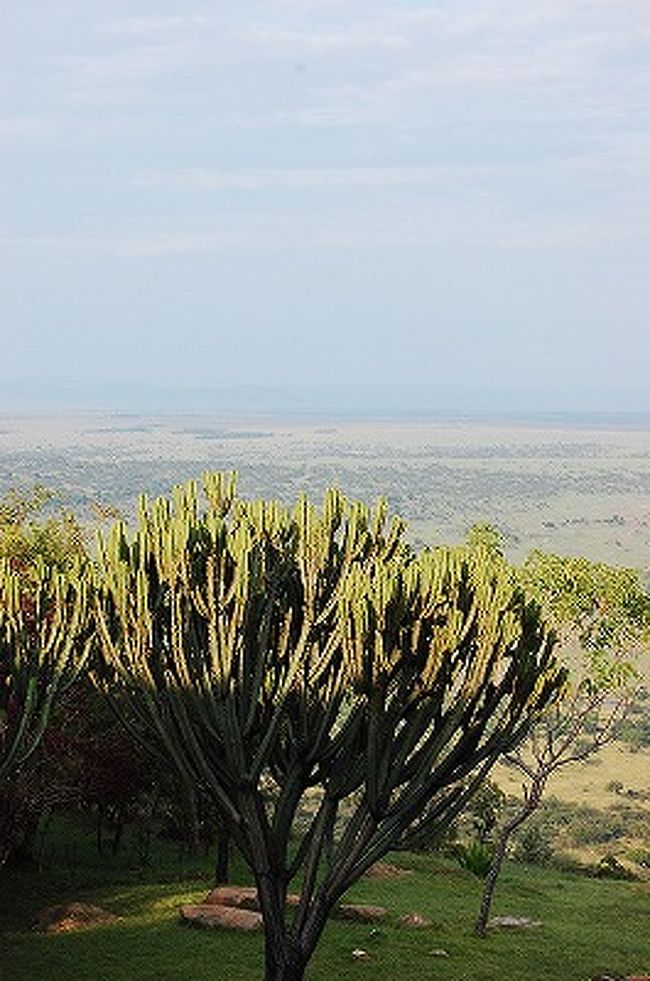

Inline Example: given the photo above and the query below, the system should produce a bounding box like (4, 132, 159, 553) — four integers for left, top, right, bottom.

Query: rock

(202, 885, 260, 910)
(398, 912, 432, 928)
(202, 885, 301, 910)
(488, 916, 542, 929)
(336, 904, 387, 923)
(430, 949, 450, 957)
(180, 904, 263, 932)
(32, 902, 121, 933)
(364, 862, 412, 879)
(627, 976, 650, 981)
(351, 948, 370, 960)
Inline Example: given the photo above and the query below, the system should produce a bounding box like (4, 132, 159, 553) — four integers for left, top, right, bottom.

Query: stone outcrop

(335, 903, 387, 923)
(398, 912, 432, 928)
(201, 885, 301, 910)
(202, 885, 260, 910)
(488, 915, 542, 929)
(179, 903, 263, 932)
(364, 862, 412, 879)
(181, 884, 388, 931)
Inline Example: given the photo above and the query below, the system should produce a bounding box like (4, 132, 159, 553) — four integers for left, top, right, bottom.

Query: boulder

(398, 912, 432, 929)
(351, 949, 370, 960)
(32, 902, 121, 934)
(488, 916, 542, 929)
(364, 862, 412, 879)
(336, 904, 387, 923)
(180, 903, 263, 932)
(202, 885, 260, 910)
(191, 887, 387, 929)
(202, 885, 301, 910)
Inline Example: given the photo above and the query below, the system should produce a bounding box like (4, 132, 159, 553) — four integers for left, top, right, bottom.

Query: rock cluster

(179, 885, 388, 931)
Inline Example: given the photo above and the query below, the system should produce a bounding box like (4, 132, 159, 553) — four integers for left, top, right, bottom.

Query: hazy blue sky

(1, 1, 648, 415)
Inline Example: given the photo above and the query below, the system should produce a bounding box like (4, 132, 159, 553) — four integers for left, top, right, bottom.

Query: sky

(1, 0, 649, 416)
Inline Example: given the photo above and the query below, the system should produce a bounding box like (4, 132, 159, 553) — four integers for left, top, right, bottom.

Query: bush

(513, 824, 554, 865)
(595, 853, 638, 881)
(453, 840, 494, 878)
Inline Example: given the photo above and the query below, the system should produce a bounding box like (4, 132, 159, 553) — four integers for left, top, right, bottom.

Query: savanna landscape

(4, 0, 649, 977)
(1, 412, 648, 981)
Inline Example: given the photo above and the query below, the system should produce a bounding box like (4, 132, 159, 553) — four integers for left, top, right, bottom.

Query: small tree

(95, 475, 564, 981)
(474, 550, 650, 936)
(0, 560, 92, 785)
(0, 485, 85, 575)
(0, 488, 93, 864)
(0, 557, 93, 865)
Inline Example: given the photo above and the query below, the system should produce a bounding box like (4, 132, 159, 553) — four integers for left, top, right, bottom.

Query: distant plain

(0, 412, 648, 573)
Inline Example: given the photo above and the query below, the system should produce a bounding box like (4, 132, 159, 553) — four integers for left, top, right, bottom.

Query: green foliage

(465, 780, 506, 844)
(512, 824, 554, 866)
(617, 691, 650, 750)
(453, 840, 494, 878)
(469, 539, 650, 937)
(465, 524, 504, 559)
(0, 558, 93, 785)
(595, 853, 638, 881)
(520, 550, 650, 688)
(0, 488, 93, 800)
(0, 486, 85, 575)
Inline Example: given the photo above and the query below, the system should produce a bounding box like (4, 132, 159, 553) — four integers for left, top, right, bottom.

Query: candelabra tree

(94, 473, 564, 981)
(0, 559, 92, 787)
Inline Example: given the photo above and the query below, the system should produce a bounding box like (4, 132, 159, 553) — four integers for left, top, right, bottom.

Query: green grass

(1, 818, 648, 981)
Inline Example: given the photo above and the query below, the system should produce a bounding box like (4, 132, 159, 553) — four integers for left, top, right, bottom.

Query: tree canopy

(94, 474, 564, 981)
(470, 534, 650, 935)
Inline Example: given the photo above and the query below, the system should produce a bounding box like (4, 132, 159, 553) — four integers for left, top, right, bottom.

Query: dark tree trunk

(263, 893, 332, 981)
(256, 873, 316, 981)
(257, 875, 327, 981)
(264, 937, 307, 981)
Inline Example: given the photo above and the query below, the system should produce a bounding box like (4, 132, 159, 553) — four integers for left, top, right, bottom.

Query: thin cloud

(54, 43, 190, 83)
(0, 115, 57, 140)
(96, 15, 212, 36)
(134, 166, 480, 192)
(4, 194, 644, 261)
(235, 23, 407, 53)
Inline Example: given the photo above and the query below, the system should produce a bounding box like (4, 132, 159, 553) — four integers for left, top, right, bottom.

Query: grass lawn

(1, 817, 648, 981)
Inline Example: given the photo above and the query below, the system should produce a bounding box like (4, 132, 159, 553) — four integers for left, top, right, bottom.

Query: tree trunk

(475, 777, 545, 937)
(256, 873, 308, 981)
(264, 937, 307, 981)
(255, 870, 335, 981)
(474, 821, 512, 937)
